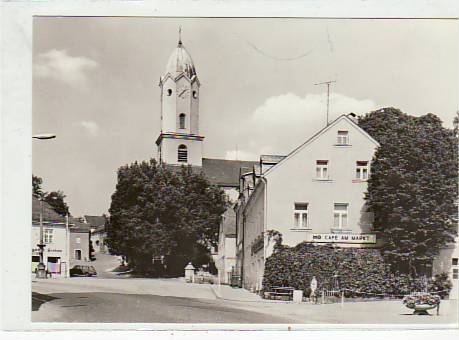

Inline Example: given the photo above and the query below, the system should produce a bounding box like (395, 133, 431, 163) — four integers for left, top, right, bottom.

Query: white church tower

(156, 34, 204, 166)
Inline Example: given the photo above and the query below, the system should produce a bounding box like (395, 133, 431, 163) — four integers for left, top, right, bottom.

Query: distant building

(32, 196, 91, 276)
(215, 209, 237, 284)
(69, 220, 91, 265)
(85, 215, 108, 253)
(32, 196, 70, 277)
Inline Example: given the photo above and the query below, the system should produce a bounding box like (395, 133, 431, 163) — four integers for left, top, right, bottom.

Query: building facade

(32, 196, 70, 277)
(236, 115, 382, 292)
(85, 215, 108, 254)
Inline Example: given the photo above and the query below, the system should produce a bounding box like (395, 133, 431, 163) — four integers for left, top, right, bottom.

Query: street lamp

(33, 133, 56, 279)
(33, 133, 56, 140)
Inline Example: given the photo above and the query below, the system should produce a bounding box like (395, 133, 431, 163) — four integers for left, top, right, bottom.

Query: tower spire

(178, 26, 182, 45)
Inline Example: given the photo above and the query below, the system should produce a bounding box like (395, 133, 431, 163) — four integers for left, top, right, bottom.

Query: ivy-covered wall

(263, 242, 451, 298)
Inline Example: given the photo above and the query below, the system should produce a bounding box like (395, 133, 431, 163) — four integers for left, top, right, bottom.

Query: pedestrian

(310, 276, 318, 304)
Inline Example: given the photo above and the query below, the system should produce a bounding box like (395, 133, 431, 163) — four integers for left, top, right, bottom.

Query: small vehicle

(70, 265, 97, 277)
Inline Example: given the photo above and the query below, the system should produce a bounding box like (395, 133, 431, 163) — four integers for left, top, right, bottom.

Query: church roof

(84, 215, 106, 228)
(164, 41, 197, 80)
(202, 158, 258, 187)
(164, 158, 258, 188)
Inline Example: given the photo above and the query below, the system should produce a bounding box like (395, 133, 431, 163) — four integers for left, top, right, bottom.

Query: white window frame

(293, 203, 308, 228)
(316, 160, 329, 180)
(333, 203, 349, 229)
(44, 228, 53, 244)
(337, 130, 349, 145)
(356, 161, 369, 180)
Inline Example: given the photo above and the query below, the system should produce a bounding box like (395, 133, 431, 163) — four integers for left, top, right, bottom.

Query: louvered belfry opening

(178, 144, 188, 163)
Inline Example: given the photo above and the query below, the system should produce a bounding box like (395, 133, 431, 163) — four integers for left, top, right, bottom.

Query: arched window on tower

(178, 144, 188, 163)
(179, 113, 186, 129)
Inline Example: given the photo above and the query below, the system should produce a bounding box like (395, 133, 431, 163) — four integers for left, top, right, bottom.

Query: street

(31, 254, 458, 324)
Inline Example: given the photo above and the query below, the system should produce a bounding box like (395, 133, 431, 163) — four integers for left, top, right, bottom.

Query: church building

(155, 36, 257, 282)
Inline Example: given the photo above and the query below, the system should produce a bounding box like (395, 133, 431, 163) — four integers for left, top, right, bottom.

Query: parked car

(70, 265, 97, 277)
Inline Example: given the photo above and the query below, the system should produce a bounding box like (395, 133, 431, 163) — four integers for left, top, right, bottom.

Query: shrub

(262, 242, 452, 299)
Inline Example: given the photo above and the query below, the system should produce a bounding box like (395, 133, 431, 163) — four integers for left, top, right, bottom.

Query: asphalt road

(32, 292, 293, 323)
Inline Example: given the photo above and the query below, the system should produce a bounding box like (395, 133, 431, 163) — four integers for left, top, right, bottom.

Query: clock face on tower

(178, 87, 189, 99)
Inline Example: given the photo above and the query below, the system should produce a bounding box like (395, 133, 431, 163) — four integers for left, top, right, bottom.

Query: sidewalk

(211, 284, 271, 303)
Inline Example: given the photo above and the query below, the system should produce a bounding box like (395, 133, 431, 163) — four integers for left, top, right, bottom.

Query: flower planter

(403, 293, 440, 315)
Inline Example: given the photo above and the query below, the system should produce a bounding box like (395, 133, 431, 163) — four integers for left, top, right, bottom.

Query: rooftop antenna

(314, 80, 336, 126)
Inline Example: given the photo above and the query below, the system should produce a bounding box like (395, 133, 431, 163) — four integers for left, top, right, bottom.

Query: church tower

(156, 34, 204, 166)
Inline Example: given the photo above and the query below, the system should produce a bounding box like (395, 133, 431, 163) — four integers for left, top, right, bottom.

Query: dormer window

(337, 130, 349, 145)
(178, 144, 187, 163)
(179, 113, 186, 129)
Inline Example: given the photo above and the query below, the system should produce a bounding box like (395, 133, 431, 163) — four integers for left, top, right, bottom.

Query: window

(179, 113, 186, 129)
(453, 269, 458, 279)
(167, 89, 172, 96)
(453, 258, 458, 266)
(316, 160, 329, 179)
(193, 90, 197, 99)
(178, 144, 188, 163)
(76, 237, 81, 244)
(75, 249, 82, 260)
(337, 130, 349, 145)
(334, 203, 348, 229)
(44, 229, 53, 244)
(95, 240, 100, 246)
(356, 161, 369, 180)
(293, 203, 308, 228)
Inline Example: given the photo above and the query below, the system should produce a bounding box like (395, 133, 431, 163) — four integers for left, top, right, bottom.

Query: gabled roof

(163, 158, 258, 187)
(32, 196, 65, 223)
(202, 158, 258, 187)
(84, 215, 106, 227)
(32, 196, 90, 232)
(263, 114, 380, 176)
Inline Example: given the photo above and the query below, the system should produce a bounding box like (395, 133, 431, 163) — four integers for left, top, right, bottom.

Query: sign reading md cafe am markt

(306, 233, 377, 244)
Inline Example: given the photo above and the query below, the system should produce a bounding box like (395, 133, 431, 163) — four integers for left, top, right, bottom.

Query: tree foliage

(358, 108, 458, 273)
(45, 190, 70, 216)
(32, 175, 70, 216)
(32, 175, 44, 198)
(105, 159, 228, 275)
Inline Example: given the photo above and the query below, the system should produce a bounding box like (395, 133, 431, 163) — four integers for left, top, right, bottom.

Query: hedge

(262, 242, 452, 298)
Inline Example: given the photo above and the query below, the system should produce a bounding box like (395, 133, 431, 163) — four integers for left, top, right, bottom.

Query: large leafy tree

(105, 159, 228, 275)
(358, 108, 458, 274)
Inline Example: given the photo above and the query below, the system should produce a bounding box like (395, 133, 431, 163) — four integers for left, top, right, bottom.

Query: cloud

(80, 121, 100, 136)
(34, 49, 98, 87)
(230, 92, 378, 159)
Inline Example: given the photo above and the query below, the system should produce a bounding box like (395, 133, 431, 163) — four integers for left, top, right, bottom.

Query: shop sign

(307, 233, 376, 244)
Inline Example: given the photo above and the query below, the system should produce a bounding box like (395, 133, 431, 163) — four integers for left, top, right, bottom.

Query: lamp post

(33, 133, 56, 279)
(36, 195, 47, 278)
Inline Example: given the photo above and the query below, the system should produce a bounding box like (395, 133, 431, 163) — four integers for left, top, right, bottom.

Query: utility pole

(314, 80, 336, 126)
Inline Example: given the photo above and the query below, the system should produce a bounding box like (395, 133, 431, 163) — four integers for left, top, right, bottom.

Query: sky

(32, 17, 458, 217)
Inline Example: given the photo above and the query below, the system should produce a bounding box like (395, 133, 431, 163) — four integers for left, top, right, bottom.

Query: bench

(264, 287, 295, 301)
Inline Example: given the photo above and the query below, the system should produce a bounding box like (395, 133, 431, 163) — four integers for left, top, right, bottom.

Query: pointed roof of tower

(164, 36, 197, 80)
